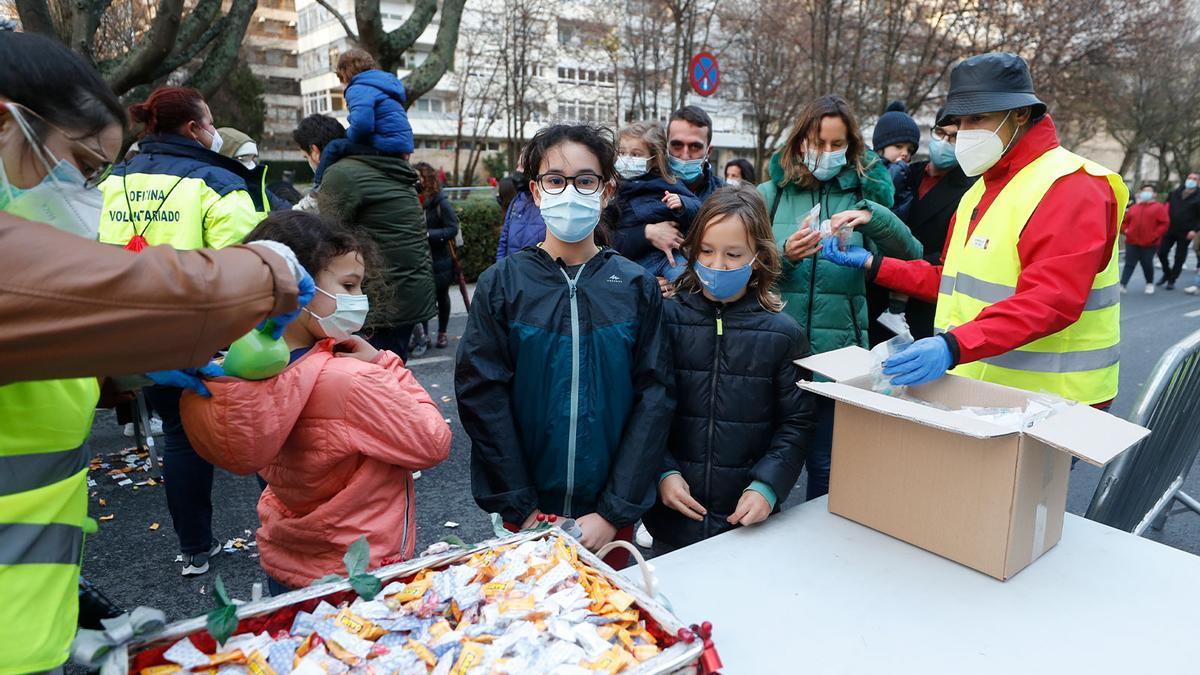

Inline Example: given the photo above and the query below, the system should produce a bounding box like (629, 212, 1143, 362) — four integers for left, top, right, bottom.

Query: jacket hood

(181, 342, 331, 474)
(340, 153, 419, 184)
(350, 70, 408, 105)
(216, 127, 254, 159)
(768, 148, 893, 205)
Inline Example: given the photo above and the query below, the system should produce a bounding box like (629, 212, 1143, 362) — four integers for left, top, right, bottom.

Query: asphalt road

(79, 258, 1200, 625)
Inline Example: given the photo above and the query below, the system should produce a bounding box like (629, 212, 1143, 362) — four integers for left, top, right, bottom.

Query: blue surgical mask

(693, 257, 755, 301)
(1138, 190, 1155, 202)
(804, 148, 847, 182)
(539, 185, 602, 243)
(1186, 179, 1198, 190)
(668, 154, 705, 182)
(929, 137, 958, 170)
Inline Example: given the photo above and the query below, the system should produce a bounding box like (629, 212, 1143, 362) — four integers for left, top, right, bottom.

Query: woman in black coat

(415, 162, 459, 351)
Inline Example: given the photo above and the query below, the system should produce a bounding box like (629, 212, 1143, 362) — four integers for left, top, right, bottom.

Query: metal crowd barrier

(1086, 328, 1200, 534)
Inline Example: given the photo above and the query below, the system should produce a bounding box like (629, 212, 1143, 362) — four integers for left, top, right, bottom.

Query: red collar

(981, 115, 1061, 184)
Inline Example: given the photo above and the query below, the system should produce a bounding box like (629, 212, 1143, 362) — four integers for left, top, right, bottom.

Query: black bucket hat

(937, 53, 1046, 126)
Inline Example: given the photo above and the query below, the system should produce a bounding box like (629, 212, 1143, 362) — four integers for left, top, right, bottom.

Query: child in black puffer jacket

(642, 185, 816, 554)
(607, 121, 702, 283)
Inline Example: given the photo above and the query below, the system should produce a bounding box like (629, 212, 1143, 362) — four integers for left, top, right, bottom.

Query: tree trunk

(14, 0, 58, 38)
(401, 0, 467, 103)
(105, 0, 185, 95)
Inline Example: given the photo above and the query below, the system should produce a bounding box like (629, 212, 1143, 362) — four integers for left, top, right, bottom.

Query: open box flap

(796, 346, 875, 382)
(1024, 403, 1150, 466)
(798, 380, 1020, 439)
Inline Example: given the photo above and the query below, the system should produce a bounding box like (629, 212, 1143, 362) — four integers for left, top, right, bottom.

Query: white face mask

(304, 287, 369, 340)
(954, 111, 1015, 177)
(239, 158, 257, 170)
(725, 177, 741, 187)
(0, 103, 103, 239)
(199, 126, 224, 154)
(615, 155, 648, 179)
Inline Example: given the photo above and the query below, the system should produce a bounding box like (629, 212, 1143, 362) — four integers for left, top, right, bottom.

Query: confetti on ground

(430, 383, 440, 388)
(444, 418, 452, 423)
(440, 395, 453, 403)
(443, 521, 459, 528)
(175, 554, 184, 563)
(98, 497, 107, 506)
(99, 514, 114, 521)
(149, 522, 160, 531)
(223, 538, 259, 554)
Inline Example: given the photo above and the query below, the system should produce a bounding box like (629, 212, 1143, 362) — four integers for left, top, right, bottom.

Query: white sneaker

(1185, 285, 1199, 295)
(1145, 284, 1155, 295)
(634, 523, 653, 548)
(1119, 285, 1127, 294)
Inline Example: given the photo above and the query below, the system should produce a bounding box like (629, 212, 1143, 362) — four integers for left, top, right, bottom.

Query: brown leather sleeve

(0, 214, 299, 385)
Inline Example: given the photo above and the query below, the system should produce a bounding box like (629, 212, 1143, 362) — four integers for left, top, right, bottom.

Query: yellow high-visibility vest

(0, 377, 98, 674)
(933, 145, 1126, 404)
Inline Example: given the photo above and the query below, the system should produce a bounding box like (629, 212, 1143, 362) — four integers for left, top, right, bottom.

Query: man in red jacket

(1121, 184, 1171, 295)
(821, 53, 1126, 406)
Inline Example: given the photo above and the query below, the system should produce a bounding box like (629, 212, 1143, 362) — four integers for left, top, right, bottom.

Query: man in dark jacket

(318, 153, 436, 359)
(1159, 172, 1200, 289)
(899, 111, 977, 339)
(667, 105, 724, 202)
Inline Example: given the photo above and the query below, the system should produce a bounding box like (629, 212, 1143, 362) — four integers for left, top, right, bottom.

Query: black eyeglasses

(536, 172, 603, 195)
(931, 126, 958, 143)
(8, 102, 113, 188)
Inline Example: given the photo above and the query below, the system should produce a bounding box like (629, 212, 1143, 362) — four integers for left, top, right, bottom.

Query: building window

(304, 91, 330, 115)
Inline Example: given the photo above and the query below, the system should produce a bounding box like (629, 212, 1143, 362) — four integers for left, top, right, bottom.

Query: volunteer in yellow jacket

(98, 86, 268, 578)
(98, 86, 264, 251)
(821, 53, 1125, 406)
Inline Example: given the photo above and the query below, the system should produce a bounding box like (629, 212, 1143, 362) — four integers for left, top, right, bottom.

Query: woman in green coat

(758, 95, 922, 500)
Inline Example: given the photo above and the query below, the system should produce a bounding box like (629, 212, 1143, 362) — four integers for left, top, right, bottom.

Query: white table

(627, 497, 1200, 674)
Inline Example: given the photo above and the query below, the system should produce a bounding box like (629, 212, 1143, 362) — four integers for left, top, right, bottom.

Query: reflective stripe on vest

(0, 377, 98, 673)
(939, 273, 1122, 310)
(0, 445, 90, 497)
(0, 522, 83, 565)
(933, 146, 1126, 404)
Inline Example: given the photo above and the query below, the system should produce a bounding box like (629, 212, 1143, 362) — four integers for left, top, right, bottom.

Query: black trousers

(1158, 231, 1191, 283)
(1121, 244, 1157, 285)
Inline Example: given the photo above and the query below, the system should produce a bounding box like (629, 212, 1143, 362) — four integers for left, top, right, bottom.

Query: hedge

(455, 197, 504, 282)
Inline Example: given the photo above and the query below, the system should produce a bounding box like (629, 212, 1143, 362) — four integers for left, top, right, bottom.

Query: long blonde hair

(778, 95, 871, 188)
(617, 121, 675, 183)
(675, 185, 783, 312)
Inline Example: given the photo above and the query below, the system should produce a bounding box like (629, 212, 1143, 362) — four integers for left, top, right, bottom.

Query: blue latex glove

(261, 267, 316, 339)
(818, 236, 871, 268)
(146, 362, 225, 397)
(882, 337, 953, 386)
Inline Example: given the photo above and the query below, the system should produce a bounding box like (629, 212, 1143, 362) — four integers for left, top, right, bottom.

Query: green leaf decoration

(213, 574, 233, 607)
(310, 574, 343, 587)
(490, 513, 509, 538)
(343, 535, 370, 577)
(349, 573, 382, 601)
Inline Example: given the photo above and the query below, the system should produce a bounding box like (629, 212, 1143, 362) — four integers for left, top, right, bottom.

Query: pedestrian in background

(495, 167, 547, 260)
(1122, 183, 1170, 295)
(412, 161, 459, 353)
(868, 100, 922, 345)
(723, 158, 756, 187)
(899, 109, 977, 338)
(666, 105, 725, 202)
(1160, 171, 1200, 290)
(291, 113, 347, 213)
(759, 94, 923, 500)
(99, 86, 271, 577)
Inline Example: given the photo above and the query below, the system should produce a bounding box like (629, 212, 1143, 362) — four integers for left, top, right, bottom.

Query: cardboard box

(796, 347, 1150, 580)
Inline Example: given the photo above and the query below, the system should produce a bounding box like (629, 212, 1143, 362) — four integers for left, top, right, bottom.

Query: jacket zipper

(805, 188, 826, 343)
(848, 297, 862, 345)
(559, 263, 587, 516)
(703, 305, 723, 538)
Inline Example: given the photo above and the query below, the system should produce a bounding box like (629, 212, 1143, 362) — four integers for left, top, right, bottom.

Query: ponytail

(129, 87, 207, 136)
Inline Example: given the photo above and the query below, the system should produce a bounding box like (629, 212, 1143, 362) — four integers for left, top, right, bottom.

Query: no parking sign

(689, 51, 719, 97)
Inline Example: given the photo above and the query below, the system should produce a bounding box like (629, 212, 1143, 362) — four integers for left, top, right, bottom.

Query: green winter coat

(319, 155, 437, 328)
(758, 151, 922, 355)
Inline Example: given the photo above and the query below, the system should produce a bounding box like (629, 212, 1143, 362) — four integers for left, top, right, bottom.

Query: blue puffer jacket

(345, 70, 413, 155)
(455, 247, 675, 527)
(684, 166, 724, 202)
(495, 190, 546, 261)
(607, 172, 702, 261)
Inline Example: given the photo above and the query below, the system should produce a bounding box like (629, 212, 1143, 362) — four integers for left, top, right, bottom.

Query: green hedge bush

(455, 197, 504, 282)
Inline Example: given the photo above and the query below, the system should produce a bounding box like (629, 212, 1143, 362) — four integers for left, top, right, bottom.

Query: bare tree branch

(313, 0, 356, 41)
(401, 0, 466, 102)
(104, 0, 184, 94)
(14, 0, 57, 37)
(185, 0, 258, 97)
